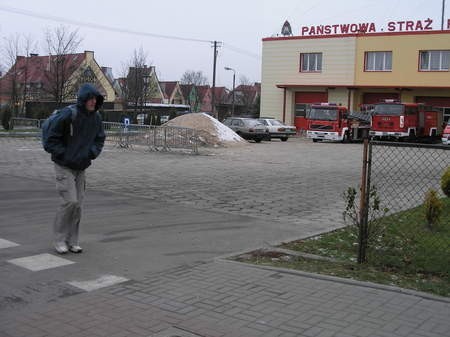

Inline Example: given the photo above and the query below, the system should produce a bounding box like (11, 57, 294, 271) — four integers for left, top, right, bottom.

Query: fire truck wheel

(408, 130, 417, 142)
(342, 132, 349, 143)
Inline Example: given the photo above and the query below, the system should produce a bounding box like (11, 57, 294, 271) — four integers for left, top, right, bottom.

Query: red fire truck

(306, 103, 370, 142)
(369, 101, 443, 141)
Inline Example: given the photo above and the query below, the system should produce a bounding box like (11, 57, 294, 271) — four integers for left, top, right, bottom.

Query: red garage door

(416, 96, 450, 122)
(294, 92, 328, 130)
(363, 93, 399, 104)
(415, 96, 450, 107)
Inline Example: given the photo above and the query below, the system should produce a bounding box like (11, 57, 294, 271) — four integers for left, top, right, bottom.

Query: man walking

(44, 83, 105, 254)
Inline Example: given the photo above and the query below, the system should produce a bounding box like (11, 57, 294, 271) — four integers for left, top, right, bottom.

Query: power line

(223, 43, 260, 60)
(0, 5, 211, 43)
(0, 5, 261, 60)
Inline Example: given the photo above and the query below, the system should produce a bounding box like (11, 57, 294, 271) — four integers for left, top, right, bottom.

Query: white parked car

(442, 121, 450, 145)
(257, 118, 297, 141)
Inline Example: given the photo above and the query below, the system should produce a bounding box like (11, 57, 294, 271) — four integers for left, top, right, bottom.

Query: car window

(269, 120, 284, 126)
(231, 119, 240, 126)
(258, 119, 269, 125)
(246, 119, 263, 127)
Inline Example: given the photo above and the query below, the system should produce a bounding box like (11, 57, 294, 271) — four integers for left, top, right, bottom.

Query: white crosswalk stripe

(7, 253, 75, 271)
(0, 238, 19, 249)
(68, 274, 129, 291)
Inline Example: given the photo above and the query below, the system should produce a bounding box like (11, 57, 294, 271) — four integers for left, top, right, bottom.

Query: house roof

(127, 65, 154, 79)
(160, 81, 178, 99)
(179, 84, 195, 98)
(1, 53, 85, 92)
(101, 67, 115, 85)
(196, 85, 211, 99)
(213, 86, 227, 99)
(233, 83, 260, 104)
(235, 84, 260, 92)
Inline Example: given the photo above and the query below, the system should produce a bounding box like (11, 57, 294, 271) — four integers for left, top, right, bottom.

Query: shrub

(1, 105, 12, 130)
(441, 167, 450, 197)
(342, 185, 388, 263)
(423, 189, 443, 230)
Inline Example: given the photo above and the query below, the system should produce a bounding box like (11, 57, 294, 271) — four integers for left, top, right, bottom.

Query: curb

(215, 257, 450, 304)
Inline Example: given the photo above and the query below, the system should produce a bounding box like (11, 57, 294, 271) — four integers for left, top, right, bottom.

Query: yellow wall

(261, 37, 356, 121)
(355, 33, 450, 87)
(261, 32, 450, 120)
(84, 51, 116, 102)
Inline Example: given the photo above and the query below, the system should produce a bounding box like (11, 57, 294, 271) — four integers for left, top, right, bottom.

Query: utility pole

(442, 0, 446, 30)
(211, 41, 221, 119)
(224, 67, 236, 116)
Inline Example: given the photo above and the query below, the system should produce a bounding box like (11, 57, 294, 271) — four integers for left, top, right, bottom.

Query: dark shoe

(54, 242, 68, 254)
(68, 245, 83, 253)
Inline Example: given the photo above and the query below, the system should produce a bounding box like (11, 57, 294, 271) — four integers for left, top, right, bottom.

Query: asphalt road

(0, 137, 363, 313)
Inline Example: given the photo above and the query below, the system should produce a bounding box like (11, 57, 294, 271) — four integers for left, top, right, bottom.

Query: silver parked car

(222, 117, 270, 143)
(257, 118, 297, 141)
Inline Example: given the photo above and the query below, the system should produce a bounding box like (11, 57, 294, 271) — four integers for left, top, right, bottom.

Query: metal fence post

(358, 137, 370, 263)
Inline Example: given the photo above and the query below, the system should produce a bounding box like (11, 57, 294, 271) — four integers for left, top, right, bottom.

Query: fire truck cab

(369, 101, 443, 141)
(306, 103, 370, 142)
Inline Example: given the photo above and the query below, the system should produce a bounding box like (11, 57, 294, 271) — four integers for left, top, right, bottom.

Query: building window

(419, 50, 450, 71)
(300, 53, 322, 72)
(365, 51, 392, 71)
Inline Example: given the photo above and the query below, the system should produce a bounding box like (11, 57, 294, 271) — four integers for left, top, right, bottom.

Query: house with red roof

(211, 86, 229, 119)
(196, 85, 212, 112)
(160, 81, 185, 105)
(232, 82, 261, 116)
(179, 84, 199, 112)
(123, 65, 164, 107)
(0, 51, 116, 117)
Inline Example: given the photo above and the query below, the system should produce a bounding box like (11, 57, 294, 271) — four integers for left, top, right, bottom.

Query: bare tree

(2, 34, 21, 115)
(237, 75, 255, 113)
(180, 70, 208, 86)
(118, 63, 131, 109)
(121, 47, 161, 122)
(20, 35, 39, 114)
(124, 47, 150, 114)
(44, 25, 82, 107)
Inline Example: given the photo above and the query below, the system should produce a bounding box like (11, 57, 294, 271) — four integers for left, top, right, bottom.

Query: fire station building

(261, 24, 450, 130)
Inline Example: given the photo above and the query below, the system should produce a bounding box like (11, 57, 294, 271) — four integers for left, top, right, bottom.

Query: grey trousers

(53, 163, 86, 246)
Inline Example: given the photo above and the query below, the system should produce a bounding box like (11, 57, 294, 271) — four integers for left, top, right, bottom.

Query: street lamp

(141, 74, 150, 124)
(224, 67, 235, 116)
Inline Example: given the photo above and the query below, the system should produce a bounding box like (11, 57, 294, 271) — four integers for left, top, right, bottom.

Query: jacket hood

(76, 83, 104, 111)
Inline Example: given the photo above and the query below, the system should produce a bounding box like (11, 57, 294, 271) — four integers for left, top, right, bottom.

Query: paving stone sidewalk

(1, 260, 449, 337)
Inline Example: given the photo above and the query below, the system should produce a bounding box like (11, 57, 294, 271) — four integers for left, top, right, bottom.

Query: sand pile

(165, 113, 248, 147)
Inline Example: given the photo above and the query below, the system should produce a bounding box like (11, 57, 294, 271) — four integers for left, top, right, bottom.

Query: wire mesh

(103, 121, 198, 153)
(366, 141, 449, 275)
(2, 119, 199, 154)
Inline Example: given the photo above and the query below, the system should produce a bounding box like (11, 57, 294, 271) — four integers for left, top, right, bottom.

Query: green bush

(441, 167, 450, 197)
(1, 105, 12, 130)
(423, 189, 443, 230)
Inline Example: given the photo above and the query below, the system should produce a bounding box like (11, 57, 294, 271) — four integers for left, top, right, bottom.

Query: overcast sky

(0, 0, 447, 89)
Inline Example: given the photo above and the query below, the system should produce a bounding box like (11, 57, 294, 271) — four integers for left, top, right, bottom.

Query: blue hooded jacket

(46, 83, 106, 170)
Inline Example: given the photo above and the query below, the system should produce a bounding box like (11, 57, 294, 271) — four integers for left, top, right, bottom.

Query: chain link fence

(363, 141, 449, 276)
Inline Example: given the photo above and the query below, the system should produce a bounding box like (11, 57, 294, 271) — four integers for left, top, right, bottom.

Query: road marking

(8, 253, 75, 271)
(68, 274, 129, 291)
(0, 238, 19, 249)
